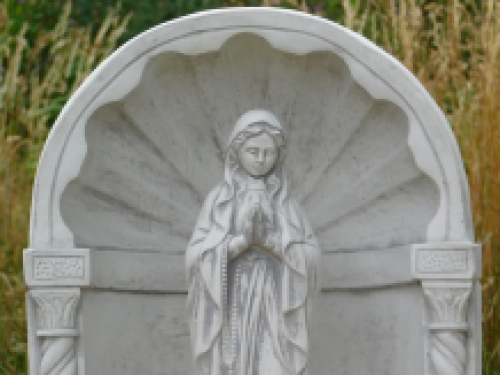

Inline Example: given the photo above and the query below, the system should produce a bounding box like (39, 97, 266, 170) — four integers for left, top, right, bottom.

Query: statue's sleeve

(279, 199, 321, 373)
(186, 187, 229, 359)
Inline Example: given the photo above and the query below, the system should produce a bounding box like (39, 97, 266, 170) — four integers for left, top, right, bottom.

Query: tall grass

(327, 0, 499, 372)
(247, 0, 500, 372)
(0, 0, 499, 374)
(0, 2, 129, 373)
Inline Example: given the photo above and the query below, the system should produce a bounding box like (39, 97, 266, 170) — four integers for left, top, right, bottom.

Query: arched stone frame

(23, 8, 481, 375)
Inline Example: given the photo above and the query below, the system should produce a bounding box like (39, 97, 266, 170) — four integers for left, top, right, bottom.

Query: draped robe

(186, 174, 320, 375)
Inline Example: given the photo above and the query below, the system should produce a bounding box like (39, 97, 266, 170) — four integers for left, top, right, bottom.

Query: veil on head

(222, 109, 289, 206)
(227, 109, 284, 147)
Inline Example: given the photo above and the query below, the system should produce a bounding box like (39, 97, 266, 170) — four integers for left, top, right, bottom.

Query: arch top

(31, 7, 473, 249)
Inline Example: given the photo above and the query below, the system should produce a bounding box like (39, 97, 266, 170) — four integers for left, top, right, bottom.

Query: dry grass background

(334, 1, 500, 372)
(0, 0, 498, 373)
(0, 2, 129, 372)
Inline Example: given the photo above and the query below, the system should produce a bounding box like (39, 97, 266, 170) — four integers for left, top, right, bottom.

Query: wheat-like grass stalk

(0, 2, 129, 372)
(1, 0, 499, 373)
(263, 0, 499, 371)
(339, 1, 500, 372)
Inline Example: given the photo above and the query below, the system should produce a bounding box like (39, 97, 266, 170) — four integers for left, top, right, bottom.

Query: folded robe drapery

(186, 181, 320, 375)
(186, 109, 320, 375)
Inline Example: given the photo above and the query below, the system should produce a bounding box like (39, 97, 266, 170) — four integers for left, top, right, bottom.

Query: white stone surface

(23, 7, 480, 375)
(185, 109, 321, 374)
(31, 9, 473, 250)
(29, 289, 80, 375)
(24, 249, 90, 287)
(412, 243, 481, 280)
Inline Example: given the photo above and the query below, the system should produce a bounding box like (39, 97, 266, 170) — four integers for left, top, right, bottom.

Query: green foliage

(5, 0, 64, 36)
(331, 0, 500, 372)
(4, 0, 251, 45)
(70, 0, 227, 43)
(0, 1, 129, 372)
(0, 0, 499, 374)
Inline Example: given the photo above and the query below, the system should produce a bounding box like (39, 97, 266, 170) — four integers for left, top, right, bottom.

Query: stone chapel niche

(61, 34, 439, 253)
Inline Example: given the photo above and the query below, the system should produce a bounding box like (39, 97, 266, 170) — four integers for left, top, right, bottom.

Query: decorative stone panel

(412, 243, 480, 280)
(24, 249, 90, 287)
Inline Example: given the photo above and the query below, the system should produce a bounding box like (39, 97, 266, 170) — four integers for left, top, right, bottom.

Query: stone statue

(186, 109, 321, 375)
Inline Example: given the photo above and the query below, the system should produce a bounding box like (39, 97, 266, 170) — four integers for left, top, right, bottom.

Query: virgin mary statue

(186, 109, 321, 375)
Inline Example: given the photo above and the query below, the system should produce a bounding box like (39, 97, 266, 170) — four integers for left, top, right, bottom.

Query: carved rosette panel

(423, 282, 472, 375)
(31, 289, 80, 375)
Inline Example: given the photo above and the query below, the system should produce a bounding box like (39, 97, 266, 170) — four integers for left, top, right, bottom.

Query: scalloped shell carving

(60, 33, 439, 252)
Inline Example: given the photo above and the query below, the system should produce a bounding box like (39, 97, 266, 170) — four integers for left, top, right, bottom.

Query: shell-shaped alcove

(60, 33, 439, 252)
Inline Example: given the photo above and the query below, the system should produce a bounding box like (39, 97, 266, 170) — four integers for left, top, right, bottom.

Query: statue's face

(238, 132, 278, 177)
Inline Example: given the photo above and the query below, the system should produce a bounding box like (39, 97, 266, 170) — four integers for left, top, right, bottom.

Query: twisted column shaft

(423, 282, 471, 375)
(31, 289, 80, 375)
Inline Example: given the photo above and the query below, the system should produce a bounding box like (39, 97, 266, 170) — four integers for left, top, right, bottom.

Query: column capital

(30, 288, 80, 333)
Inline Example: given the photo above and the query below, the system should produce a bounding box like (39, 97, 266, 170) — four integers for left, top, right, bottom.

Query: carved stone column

(24, 249, 90, 375)
(412, 243, 481, 375)
(31, 289, 80, 375)
(423, 282, 472, 375)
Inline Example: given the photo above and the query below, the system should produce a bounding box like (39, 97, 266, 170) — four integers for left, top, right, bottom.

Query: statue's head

(237, 132, 277, 177)
(227, 110, 286, 179)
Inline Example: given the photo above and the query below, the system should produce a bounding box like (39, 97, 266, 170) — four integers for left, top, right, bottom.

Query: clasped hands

(228, 204, 279, 259)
